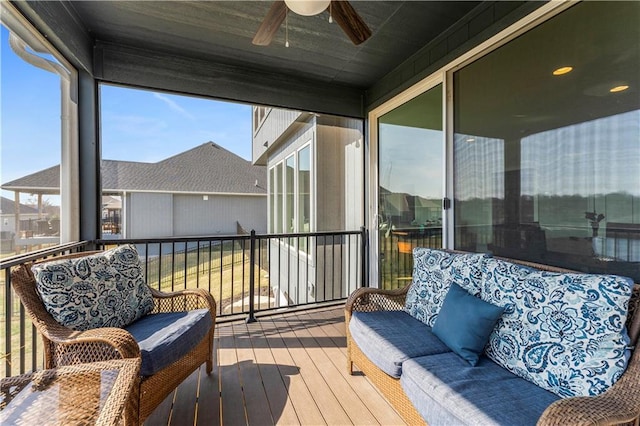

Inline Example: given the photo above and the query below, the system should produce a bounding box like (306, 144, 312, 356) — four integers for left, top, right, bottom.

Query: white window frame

(267, 139, 314, 256)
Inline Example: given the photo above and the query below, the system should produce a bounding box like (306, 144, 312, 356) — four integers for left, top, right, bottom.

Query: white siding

(173, 194, 266, 236)
(128, 193, 173, 238)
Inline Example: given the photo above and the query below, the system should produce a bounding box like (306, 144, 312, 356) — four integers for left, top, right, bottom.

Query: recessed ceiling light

(552, 66, 573, 76)
(466, 137, 475, 143)
(610, 85, 629, 93)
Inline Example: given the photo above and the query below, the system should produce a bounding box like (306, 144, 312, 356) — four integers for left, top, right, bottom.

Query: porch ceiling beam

(94, 41, 365, 119)
(10, 0, 94, 74)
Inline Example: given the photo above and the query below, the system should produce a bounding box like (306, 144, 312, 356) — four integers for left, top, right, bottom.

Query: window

(285, 155, 296, 233)
(275, 163, 283, 233)
(252, 106, 271, 134)
(0, 5, 78, 256)
(453, 1, 639, 280)
(269, 143, 313, 248)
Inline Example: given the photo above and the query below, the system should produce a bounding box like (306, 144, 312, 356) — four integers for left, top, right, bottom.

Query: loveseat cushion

(405, 248, 486, 327)
(400, 352, 560, 426)
(349, 310, 451, 378)
(32, 245, 154, 331)
(125, 308, 212, 376)
(481, 257, 634, 398)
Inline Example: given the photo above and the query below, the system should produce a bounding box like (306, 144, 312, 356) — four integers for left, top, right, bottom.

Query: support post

(360, 226, 368, 288)
(246, 230, 257, 323)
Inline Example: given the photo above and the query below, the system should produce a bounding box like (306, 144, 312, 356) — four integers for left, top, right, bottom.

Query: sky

(0, 25, 252, 204)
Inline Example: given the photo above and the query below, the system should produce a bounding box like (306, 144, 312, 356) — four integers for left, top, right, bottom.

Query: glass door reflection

(378, 84, 444, 289)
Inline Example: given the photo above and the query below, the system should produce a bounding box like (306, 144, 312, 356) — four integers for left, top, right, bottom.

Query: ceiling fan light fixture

(552, 66, 573, 76)
(610, 85, 629, 93)
(284, 0, 330, 16)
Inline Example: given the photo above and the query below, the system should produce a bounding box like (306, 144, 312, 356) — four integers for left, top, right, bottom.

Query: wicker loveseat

(10, 247, 217, 425)
(346, 249, 640, 426)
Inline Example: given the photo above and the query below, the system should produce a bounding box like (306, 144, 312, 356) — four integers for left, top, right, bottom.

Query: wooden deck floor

(144, 306, 407, 426)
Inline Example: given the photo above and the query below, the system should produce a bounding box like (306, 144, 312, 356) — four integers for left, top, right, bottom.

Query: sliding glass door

(378, 84, 443, 289)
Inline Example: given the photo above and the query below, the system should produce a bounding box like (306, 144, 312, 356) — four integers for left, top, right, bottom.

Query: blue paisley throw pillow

(32, 244, 154, 331)
(481, 257, 633, 398)
(405, 248, 486, 326)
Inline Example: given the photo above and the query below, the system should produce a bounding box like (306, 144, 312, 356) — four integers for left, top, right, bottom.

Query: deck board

(272, 314, 353, 425)
(244, 321, 300, 425)
(146, 306, 407, 425)
(218, 324, 247, 426)
(286, 313, 380, 425)
(299, 310, 405, 425)
(261, 316, 327, 425)
(195, 335, 221, 426)
(170, 368, 199, 425)
(232, 322, 275, 425)
(195, 363, 221, 425)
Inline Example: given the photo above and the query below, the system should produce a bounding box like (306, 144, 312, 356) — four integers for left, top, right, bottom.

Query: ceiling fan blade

(253, 0, 287, 46)
(331, 1, 371, 45)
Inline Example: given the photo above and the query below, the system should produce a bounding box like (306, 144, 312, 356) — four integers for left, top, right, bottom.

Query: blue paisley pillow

(405, 248, 486, 326)
(481, 258, 633, 398)
(32, 244, 154, 331)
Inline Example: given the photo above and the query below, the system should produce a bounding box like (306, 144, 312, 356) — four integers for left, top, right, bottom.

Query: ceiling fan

(252, 0, 372, 46)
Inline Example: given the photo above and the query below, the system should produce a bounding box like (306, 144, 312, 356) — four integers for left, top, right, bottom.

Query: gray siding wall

(316, 116, 364, 232)
(265, 114, 364, 232)
(265, 113, 364, 302)
(128, 193, 173, 238)
(269, 240, 360, 305)
(173, 194, 266, 236)
(253, 108, 303, 164)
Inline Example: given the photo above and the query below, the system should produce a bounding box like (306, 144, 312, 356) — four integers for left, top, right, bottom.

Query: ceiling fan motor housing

(285, 0, 330, 16)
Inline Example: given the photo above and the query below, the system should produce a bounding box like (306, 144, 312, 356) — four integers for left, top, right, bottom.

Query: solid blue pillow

(432, 282, 504, 366)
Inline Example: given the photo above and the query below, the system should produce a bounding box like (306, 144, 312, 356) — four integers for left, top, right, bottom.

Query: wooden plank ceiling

(70, 1, 480, 90)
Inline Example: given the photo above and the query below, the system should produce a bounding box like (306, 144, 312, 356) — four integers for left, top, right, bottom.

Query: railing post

(360, 226, 369, 288)
(4, 268, 12, 377)
(246, 230, 257, 323)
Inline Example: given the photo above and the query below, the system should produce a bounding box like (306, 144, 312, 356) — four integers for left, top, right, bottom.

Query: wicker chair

(345, 256, 640, 426)
(10, 251, 217, 425)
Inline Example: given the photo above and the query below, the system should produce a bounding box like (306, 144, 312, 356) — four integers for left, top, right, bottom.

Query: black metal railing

(1, 241, 91, 378)
(1, 229, 366, 378)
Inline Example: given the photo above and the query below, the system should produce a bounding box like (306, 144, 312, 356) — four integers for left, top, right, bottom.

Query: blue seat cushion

(401, 352, 560, 426)
(124, 309, 212, 376)
(349, 310, 451, 378)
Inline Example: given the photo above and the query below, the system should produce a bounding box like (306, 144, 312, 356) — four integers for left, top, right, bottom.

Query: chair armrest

(345, 285, 410, 317)
(149, 287, 217, 319)
(44, 327, 140, 368)
(537, 347, 640, 426)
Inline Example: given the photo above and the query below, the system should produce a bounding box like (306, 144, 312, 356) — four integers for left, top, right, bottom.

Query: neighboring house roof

(102, 195, 122, 210)
(0, 196, 39, 215)
(1, 142, 267, 195)
(0, 165, 60, 194)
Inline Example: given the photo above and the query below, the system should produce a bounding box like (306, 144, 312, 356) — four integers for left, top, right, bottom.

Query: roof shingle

(2, 142, 266, 195)
(0, 196, 39, 215)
